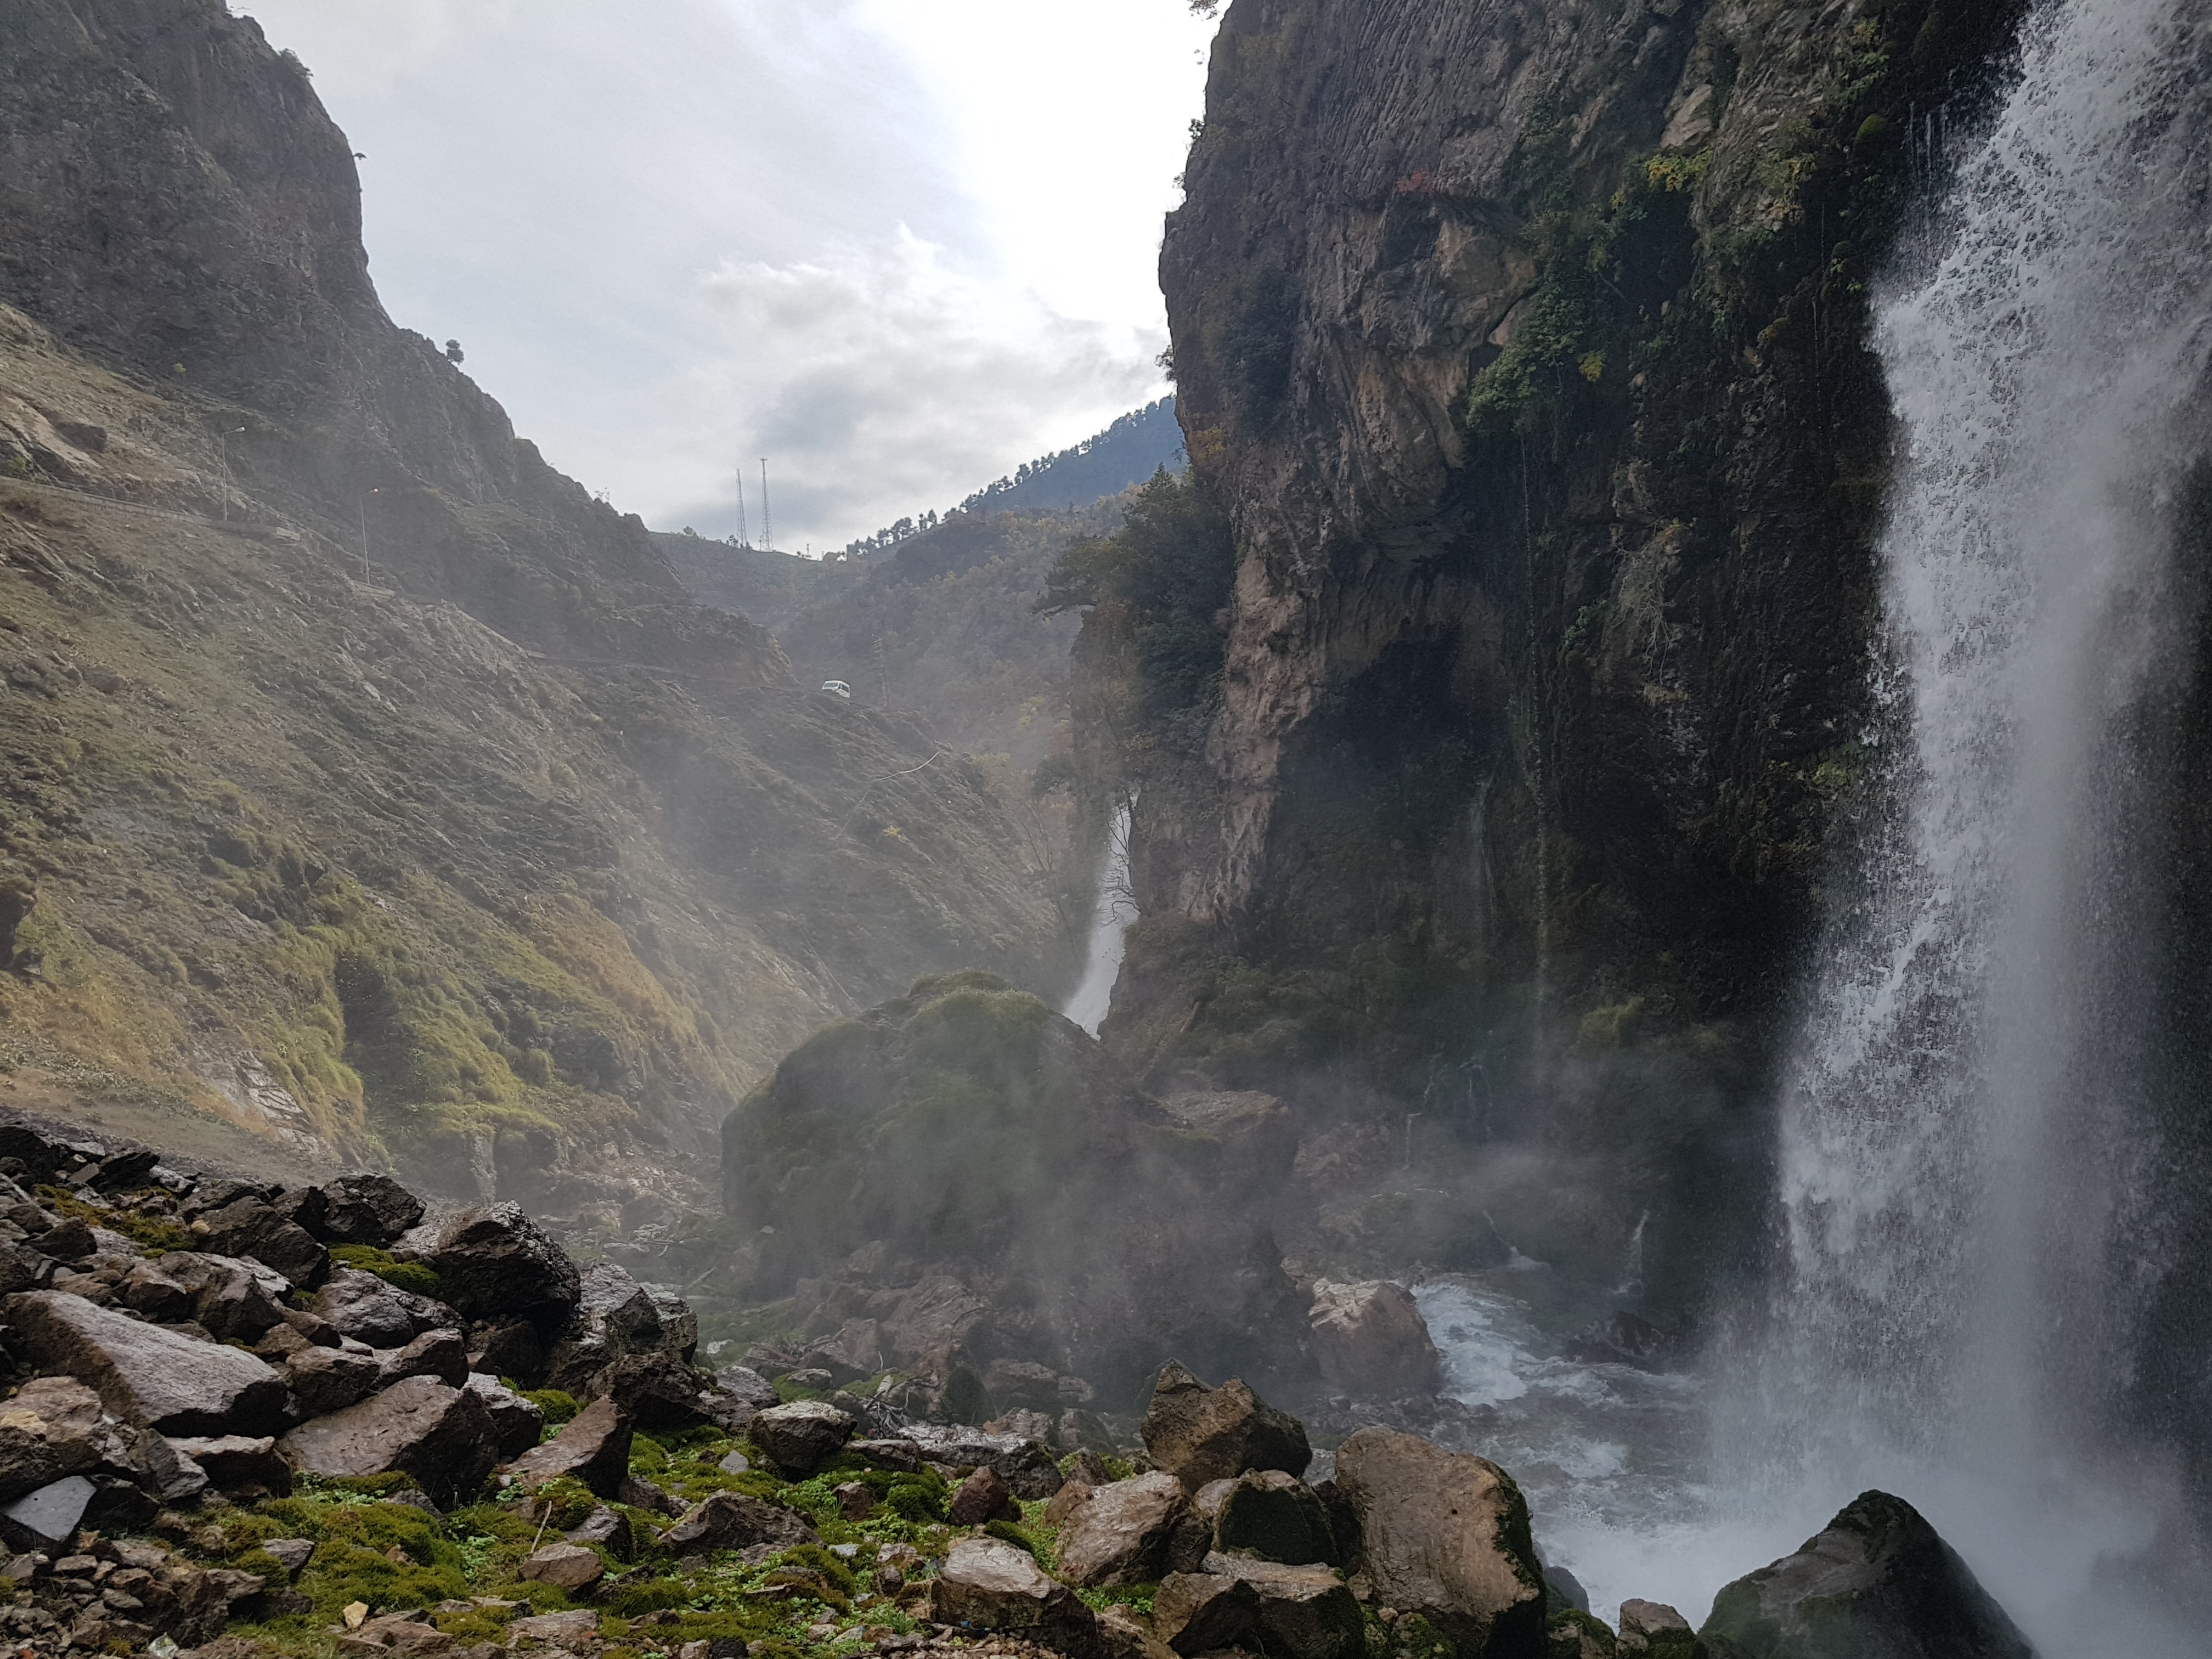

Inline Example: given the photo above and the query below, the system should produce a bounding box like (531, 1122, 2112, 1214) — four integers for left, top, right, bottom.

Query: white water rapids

(1422, 0, 2212, 1644)
(1063, 794, 1137, 1035)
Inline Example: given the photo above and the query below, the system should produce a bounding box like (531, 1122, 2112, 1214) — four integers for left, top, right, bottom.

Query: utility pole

(759, 458, 773, 552)
(735, 464, 749, 548)
(359, 487, 377, 583)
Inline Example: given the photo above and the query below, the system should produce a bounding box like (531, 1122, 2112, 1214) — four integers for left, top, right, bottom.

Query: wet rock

(311, 1175, 425, 1248)
(167, 1436, 291, 1498)
(585, 1349, 720, 1431)
(898, 1423, 1063, 1498)
(5, 1289, 289, 1435)
(1698, 1490, 2033, 1659)
(833, 1479, 878, 1519)
(461, 1372, 545, 1458)
(984, 1361, 1066, 1410)
(503, 1396, 631, 1498)
(1095, 1601, 1181, 1659)
(1612, 1599, 1691, 1656)
(0, 1237, 55, 1294)
(1045, 1480, 1093, 1527)
(379, 1328, 469, 1387)
(312, 1268, 424, 1348)
(748, 1399, 855, 1477)
(1332, 1427, 1544, 1658)
(1141, 1362, 1310, 1491)
(113, 1259, 192, 1323)
(348, 1611, 453, 1652)
(1059, 1409, 1119, 1459)
(932, 1534, 1099, 1650)
(1215, 1469, 1338, 1566)
(31, 1215, 95, 1262)
(618, 1472, 679, 1515)
(279, 1376, 499, 1505)
(466, 1319, 545, 1387)
(849, 1437, 921, 1473)
(131, 1427, 212, 1504)
(565, 1505, 634, 1560)
(1056, 1471, 1189, 1588)
(283, 1346, 384, 1417)
(662, 1490, 816, 1553)
(0, 1376, 109, 1500)
(520, 1543, 604, 1593)
(1307, 1282, 1441, 1397)
(715, 1364, 779, 1410)
(1200, 1555, 1364, 1659)
(426, 1203, 579, 1327)
(1153, 1571, 1262, 1654)
(509, 1609, 600, 1645)
(0, 1474, 94, 1551)
(949, 1465, 1022, 1525)
(1544, 1563, 1590, 1615)
(263, 1538, 315, 1576)
(548, 1262, 686, 1392)
(1549, 1611, 1618, 1657)
(189, 1198, 329, 1291)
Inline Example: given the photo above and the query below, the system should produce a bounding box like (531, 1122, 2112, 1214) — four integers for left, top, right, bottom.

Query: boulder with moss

(722, 971, 1311, 1398)
(1698, 1491, 2032, 1659)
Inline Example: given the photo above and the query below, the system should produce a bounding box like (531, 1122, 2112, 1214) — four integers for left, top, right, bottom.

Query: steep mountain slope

(0, 0, 1068, 1222)
(1064, 0, 2033, 1305)
(958, 398, 1184, 517)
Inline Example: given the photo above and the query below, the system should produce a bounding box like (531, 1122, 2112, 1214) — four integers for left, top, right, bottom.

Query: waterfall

(1063, 794, 1138, 1036)
(1743, 0, 2212, 1643)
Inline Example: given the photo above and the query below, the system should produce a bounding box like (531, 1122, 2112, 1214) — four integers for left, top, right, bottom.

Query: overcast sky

(241, 1, 1217, 552)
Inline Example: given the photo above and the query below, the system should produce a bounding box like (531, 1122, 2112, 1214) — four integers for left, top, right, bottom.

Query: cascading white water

(1063, 794, 1138, 1035)
(1742, 0, 2212, 1644)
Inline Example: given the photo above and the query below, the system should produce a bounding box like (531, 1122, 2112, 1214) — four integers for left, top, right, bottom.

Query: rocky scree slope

(0, 0, 1068, 1209)
(0, 1114, 2034, 1659)
(1064, 0, 2034, 1310)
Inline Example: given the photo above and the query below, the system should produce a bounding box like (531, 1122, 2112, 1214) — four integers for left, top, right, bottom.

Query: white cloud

(668, 230, 1161, 548)
(238, 0, 1215, 549)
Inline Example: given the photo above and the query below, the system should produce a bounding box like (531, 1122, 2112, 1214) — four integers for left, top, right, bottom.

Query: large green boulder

(721, 972, 1308, 1396)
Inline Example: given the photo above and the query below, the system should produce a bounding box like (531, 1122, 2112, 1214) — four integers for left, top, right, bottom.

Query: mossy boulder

(721, 972, 1310, 1397)
(1699, 1491, 2031, 1659)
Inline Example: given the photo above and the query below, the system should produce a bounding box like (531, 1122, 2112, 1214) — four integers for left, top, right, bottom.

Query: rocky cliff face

(1082, 0, 2028, 1300)
(0, 0, 747, 674)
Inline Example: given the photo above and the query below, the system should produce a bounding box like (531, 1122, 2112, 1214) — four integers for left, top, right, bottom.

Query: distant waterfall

(1748, 0, 2212, 1642)
(1064, 794, 1137, 1036)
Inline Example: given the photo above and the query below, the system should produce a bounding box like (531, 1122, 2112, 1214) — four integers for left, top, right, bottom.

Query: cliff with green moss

(0, 0, 1070, 1222)
(1060, 0, 2030, 1306)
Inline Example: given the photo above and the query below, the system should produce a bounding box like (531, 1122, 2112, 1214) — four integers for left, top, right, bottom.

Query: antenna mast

(760, 458, 773, 552)
(734, 464, 749, 548)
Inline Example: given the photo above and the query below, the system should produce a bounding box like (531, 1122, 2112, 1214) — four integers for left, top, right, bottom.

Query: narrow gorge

(2, 0, 2209, 1655)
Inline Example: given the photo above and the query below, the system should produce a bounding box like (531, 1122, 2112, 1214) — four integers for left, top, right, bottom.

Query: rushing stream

(1424, 0, 2212, 1643)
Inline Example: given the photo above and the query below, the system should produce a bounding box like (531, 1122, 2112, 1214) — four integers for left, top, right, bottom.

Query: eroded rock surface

(1141, 1362, 1310, 1490)
(1333, 1426, 1544, 1657)
(5, 1290, 289, 1436)
(278, 1375, 499, 1505)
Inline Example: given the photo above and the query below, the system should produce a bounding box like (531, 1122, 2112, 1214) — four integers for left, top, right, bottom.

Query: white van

(819, 680, 853, 700)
